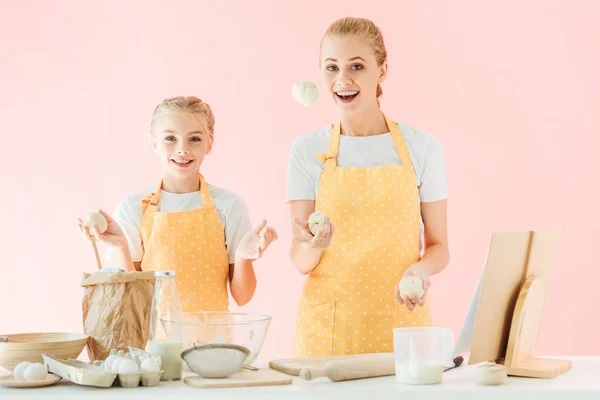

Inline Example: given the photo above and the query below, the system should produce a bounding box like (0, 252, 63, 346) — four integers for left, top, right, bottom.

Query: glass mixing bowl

(162, 312, 271, 366)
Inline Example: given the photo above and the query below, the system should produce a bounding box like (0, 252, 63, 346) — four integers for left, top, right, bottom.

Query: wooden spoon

(91, 239, 103, 270)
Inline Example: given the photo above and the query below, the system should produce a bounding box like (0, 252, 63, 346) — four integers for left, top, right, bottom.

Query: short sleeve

(286, 137, 318, 202)
(419, 135, 448, 202)
(223, 201, 253, 264)
(104, 200, 144, 265)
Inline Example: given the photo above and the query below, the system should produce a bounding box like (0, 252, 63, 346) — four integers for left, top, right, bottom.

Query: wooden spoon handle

(91, 239, 103, 270)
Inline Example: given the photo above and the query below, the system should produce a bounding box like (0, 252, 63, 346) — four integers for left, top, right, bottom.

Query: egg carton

(42, 348, 163, 388)
(92, 347, 163, 388)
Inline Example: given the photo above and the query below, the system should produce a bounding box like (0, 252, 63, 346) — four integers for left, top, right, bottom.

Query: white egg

(140, 358, 160, 373)
(118, 359, 140, 374)
(292, 80, 319, 107)
(103, 355, 118, 372)
(111, 357, 125, 373)
(308, 210, 327, 236)
(83, 212, 108, 233)
(12, 361, 31, 381)
(398, 276, 425, 299)
(23, 363, 48, 382)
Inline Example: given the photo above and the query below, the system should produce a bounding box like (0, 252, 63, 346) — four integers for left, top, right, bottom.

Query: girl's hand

(292, 215, 335, 249)
(235, 220, 278, 261)
(77, 209, 127, 249)
(395, 263, 431, 311)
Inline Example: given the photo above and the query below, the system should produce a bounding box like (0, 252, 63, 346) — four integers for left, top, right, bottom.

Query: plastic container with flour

(393, 327, 454, 385)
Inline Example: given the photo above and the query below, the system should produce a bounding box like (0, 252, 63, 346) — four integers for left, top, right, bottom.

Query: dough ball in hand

(398, 276, 425, 299)
(292, 80, 319, 107)
(83, 211, 108, 234)
(308, 210, 327, 236)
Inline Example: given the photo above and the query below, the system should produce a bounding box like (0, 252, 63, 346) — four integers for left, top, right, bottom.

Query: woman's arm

(396, 199, 449, 310)
(416, 199, 450, 276)
(289, 200, 334, 275)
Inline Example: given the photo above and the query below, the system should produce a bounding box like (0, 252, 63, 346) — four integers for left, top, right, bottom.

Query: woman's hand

(77, 209, 127, 249)
(235, 220, 278, 261)
(395, 263, 431, 311)
(292, 215, 335, 249)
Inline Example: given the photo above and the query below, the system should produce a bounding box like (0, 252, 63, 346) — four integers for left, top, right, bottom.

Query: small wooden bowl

(0, 333, 89, 371)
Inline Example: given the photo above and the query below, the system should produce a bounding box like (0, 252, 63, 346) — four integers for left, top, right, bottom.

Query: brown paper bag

(81, 271, 156, 362)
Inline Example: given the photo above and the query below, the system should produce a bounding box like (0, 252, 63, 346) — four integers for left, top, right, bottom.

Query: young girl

(78, 96, 278, 311)
(287, 17, 449, 356)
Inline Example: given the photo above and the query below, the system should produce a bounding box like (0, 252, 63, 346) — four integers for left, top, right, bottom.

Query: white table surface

(1, 356, 599, 399)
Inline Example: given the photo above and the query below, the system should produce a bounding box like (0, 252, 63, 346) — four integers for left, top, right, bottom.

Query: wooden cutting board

(184, 369, 292, 388)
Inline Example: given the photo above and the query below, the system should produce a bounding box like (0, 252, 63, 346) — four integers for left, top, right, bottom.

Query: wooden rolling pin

(298, 355, 464, 382)
(299, 354, 395, 381)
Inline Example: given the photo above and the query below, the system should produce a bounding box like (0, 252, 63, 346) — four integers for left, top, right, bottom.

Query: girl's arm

(229, 221, 278, 306)
(78, 209, 138, 271)
(228, 260, 256, 306)
(106, 243, 139, 272)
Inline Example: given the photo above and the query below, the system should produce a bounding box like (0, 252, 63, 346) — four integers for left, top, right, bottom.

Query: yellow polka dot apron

(292, 115, 433, 357)
(140, 174, 230, 313)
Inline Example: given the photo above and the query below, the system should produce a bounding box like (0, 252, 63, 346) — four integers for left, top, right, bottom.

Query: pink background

(1, 0, 599, 361)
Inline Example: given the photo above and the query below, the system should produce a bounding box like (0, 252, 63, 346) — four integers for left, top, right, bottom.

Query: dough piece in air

(292, 80, 319, 107)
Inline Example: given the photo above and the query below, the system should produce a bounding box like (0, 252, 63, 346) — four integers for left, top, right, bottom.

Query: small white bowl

(181, 344, 249, 379)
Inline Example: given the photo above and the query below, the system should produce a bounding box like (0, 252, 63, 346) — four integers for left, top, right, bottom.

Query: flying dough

(83, 212, 108, 234)
(398, 276, 425, 299)
(292, 80, 319, 107)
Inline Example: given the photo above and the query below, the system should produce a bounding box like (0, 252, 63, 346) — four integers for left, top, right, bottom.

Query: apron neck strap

(197, 173, 215, 207)
(383, 115, 413, 169)
(142, 174, 215, 212)
(318, 114, 412, 168)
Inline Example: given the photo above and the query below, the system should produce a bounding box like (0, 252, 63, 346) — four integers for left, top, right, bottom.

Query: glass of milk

(147, 270, 183, 381)
(393, 327, 454, 385)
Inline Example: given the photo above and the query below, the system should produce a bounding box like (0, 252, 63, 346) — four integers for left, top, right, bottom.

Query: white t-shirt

(286, 122, 448, 247)
(104, 184, 253, 266)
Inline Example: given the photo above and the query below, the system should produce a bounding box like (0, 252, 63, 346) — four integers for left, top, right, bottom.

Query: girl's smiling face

(151, 112, 209, 178)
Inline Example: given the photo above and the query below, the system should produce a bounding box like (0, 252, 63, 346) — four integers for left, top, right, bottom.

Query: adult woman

(287, 17, 449, 356)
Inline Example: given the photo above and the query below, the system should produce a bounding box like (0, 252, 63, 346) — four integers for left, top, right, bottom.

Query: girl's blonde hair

(150, 96, 215, 152)
(322, 17, 388, 101)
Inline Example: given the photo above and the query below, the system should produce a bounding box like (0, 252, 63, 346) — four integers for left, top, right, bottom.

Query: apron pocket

(294, 302, 335, 357)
